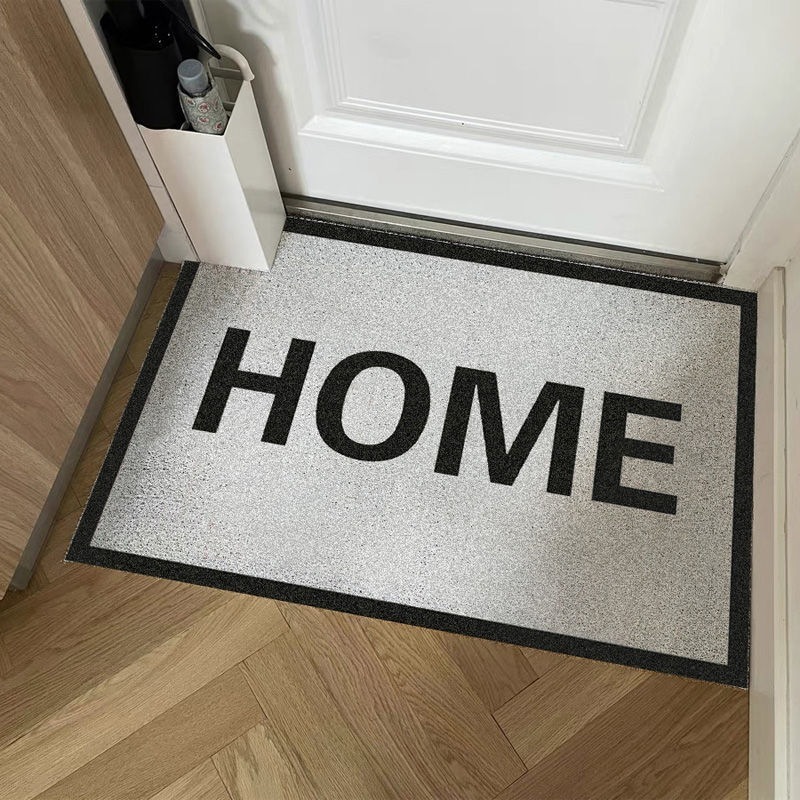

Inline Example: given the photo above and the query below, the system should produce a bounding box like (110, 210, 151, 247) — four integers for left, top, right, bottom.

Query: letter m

(434, 368, 584, 492)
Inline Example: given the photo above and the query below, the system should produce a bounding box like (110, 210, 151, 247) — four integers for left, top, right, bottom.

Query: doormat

(68, 217, 755, 687)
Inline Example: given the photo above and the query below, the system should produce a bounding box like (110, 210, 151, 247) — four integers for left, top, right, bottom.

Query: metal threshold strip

(283, 195, 723, 283)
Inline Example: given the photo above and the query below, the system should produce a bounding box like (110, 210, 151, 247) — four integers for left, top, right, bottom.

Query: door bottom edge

(282, 195, 723, 283)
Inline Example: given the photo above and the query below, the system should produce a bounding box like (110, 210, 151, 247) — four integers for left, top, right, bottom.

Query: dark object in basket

(102, 0, 219, 130)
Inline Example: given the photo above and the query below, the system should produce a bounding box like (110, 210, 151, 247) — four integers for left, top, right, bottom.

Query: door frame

(723, 129, 800, 291)
(782, 266, 800, 800)
(725, 126, 799, 800)
(752, 262, 800, 800)
(749, 269, 789, 800)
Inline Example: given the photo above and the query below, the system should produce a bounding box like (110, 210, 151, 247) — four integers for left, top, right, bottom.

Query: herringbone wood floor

(0, 265, 748, 800)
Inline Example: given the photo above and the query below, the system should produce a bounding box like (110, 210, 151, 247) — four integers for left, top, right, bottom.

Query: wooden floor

(0, 265, 749, 800)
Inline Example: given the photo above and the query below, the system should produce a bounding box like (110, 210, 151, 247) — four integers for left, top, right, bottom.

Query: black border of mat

(67, 216, 756, 688)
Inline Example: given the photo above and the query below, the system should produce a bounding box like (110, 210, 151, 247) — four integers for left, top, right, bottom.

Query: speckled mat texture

(68, 217, 756, 686)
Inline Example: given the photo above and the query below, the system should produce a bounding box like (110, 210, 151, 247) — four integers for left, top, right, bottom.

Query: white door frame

(723, 128, 800, 291)
(751, 260, 800, 800)
(782, 265, 800, 800)
(732, 109, 800, 797)
(749, 269, 788, 800)
(723, 120, 799, 799)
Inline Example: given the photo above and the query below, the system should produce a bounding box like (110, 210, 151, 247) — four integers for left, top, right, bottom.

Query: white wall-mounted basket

(139, 45, 284, 271)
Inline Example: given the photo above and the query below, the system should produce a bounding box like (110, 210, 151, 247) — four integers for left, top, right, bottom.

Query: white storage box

(139, 45, 284, 271)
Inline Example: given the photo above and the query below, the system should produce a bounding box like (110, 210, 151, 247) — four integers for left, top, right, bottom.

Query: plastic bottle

(177, 59, 228, 135)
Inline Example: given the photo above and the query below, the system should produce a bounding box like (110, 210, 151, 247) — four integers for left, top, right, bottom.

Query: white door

(197, 0, 800, 261)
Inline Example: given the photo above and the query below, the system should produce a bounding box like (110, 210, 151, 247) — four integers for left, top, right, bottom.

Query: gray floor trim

(283, 195, 723, 283)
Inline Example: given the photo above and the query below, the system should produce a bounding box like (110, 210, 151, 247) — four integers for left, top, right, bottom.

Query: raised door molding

(310, 0, 683, 156)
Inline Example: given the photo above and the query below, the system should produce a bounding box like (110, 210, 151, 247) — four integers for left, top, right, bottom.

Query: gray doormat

(68, 217, 755, 687)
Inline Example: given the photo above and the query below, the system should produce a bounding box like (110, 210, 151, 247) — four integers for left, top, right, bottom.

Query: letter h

(192, 328, 316, 444)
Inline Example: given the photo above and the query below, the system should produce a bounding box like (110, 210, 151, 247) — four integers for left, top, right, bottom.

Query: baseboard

(9, 249, 166, 590)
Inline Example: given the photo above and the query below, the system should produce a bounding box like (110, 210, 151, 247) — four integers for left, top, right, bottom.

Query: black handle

(156, 0, 222, 60)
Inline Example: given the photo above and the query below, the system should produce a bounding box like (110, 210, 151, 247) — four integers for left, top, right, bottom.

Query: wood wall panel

(0, 0, 162, 594)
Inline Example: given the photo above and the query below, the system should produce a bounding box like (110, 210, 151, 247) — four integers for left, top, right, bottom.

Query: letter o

(316, 351, 430, 461)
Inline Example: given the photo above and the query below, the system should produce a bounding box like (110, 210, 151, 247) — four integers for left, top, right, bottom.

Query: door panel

(0, 0, 162, 594)
(200, 0, 800, 259)
(324, 0, 676, 153)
